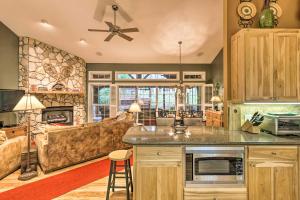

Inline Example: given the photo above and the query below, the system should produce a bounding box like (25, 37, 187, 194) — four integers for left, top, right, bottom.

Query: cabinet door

(274, 32, 300, 101)
(248, 161, 273, 200)
(231, 34, 245, 102)
(245, 32, 274, 101)
(135, 161, 183, 200)
(274, 163, 298, 200)
(248, 161, 298, 200)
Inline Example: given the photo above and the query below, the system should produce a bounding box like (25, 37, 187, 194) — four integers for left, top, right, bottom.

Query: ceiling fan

(88, 4, 139, 42)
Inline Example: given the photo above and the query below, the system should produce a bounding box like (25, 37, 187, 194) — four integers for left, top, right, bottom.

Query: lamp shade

(210, 96, 222, 103)
(13, 94, 45, 111)
(129, 102, 141, 113)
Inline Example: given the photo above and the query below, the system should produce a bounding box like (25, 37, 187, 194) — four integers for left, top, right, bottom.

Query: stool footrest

(110, 186, 127, 189)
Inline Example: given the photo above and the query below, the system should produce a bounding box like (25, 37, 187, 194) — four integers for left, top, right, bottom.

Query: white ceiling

(0, 0, 223, 64)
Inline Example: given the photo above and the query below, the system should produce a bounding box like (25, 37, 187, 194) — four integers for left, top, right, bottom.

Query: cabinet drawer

(212, 113, 223, 121)
(248, 146, 298, 161)
(184, 188, 247, 200)
(2, 126, 26, 139)
(136, 146, 182, 161)
(213, 119, 223, 128)
(206, 120, 213, 127)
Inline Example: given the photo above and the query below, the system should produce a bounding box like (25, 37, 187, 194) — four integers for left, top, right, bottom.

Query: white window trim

(183, 71, 206, 82)
(88, 82, 111, 122)
(115, 71, 180, 81)
(88, 71, 112, 81)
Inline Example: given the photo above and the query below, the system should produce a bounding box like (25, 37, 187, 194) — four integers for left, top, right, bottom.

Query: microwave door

(193, 156, 244, 184)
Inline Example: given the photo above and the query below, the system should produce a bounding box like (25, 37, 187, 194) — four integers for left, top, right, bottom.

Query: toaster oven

(260, 114, 300, 136)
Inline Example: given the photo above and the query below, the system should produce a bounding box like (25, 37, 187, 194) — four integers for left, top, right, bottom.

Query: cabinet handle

(156, 152, 160, 156)
(271, 152, 277, 155)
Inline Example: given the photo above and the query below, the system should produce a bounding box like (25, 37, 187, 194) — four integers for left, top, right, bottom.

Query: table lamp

(210, 96, 222, 111)
(13, 94, 45, 181)
(129, 102, 141, 126)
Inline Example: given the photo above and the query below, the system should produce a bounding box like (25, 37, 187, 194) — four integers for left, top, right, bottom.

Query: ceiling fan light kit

(88, 4, 139, 42)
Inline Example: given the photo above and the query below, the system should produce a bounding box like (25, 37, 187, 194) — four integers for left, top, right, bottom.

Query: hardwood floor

(0, 156, 132, 200)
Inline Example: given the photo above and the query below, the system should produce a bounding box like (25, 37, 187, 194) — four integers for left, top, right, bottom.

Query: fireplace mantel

(29, 91, 84, 96)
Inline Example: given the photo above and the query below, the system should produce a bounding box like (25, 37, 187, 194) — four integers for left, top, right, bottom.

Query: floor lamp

(13, 94, 45, 181)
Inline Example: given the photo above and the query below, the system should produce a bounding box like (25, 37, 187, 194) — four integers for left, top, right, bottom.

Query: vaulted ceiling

(0, 0, 223, 64)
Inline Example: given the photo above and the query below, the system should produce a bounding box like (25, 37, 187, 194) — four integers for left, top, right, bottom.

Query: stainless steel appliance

(185, 147, 244, 187)
(260, 114, 300, 136)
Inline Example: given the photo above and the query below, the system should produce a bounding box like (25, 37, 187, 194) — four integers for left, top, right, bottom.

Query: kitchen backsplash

(228, 104, 300, 130)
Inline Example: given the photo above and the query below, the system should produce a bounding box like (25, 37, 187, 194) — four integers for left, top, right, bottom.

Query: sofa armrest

(35, 134, 49, 171)
(0, 136, 27, 179)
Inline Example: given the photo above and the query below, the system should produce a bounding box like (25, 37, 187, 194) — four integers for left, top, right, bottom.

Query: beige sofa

(35, 114, 134, 173)
(0, 136, 27, 180)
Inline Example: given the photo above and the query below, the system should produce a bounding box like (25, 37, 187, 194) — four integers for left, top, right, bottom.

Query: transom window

(115, 72, 179, 81)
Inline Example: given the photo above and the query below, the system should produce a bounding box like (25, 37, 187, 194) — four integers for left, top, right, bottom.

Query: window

(204, 84, 214, 111)
(183, 72, 206, 81)
(118, 86, 137, 111)
(137, 87, 157, 125)
(157, 87, 177, 112)
(186, 86, 201, 112)
(115, 72, 179, 81)
(89, 71, 112, 81)
(90, 85, 110, 122)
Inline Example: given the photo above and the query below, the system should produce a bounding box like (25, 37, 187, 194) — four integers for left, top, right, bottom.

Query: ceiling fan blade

(105, 21, 114, 28)
(120, 28, 139, 33)
(88, 29, 109, 32)
(104, 33, 115, 42)
(117, 5, 133, 22)
(118, 32, 133, 41)
(93, 0, 106, 22)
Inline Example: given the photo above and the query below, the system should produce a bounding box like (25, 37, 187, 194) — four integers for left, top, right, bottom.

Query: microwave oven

(185, 146, 245, 187)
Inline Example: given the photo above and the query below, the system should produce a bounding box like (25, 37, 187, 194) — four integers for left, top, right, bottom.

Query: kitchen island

(123, 126, 300, 200)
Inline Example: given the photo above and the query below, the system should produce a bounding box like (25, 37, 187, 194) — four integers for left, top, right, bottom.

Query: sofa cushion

(0, 131, 7, 145)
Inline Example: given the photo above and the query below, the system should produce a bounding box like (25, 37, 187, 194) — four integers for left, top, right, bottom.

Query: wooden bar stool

(106, 150, 133, 200)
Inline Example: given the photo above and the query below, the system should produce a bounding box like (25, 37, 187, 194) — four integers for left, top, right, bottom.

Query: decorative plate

(270, 2, 282, 18)
(237, 2, 257, 20)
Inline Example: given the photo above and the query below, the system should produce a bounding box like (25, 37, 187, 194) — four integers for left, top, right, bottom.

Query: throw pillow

(0, 131, 7, 145)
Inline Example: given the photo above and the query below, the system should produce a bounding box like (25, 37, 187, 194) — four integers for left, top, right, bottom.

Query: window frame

(115, 71, 180, 81)
(183, 71, 206, 82)
(88, 71, 112, 81)
(88, 83, 111, 122)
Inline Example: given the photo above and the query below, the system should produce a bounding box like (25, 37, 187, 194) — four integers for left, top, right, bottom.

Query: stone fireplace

(42, 106, 74, 125)
(18, 37, 86, 132)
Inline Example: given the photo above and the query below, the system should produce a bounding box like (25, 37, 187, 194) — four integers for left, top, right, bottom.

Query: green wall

(0, 21, 19, 89)
(211, 49, 223, 85)
(87, 63, 214, 83)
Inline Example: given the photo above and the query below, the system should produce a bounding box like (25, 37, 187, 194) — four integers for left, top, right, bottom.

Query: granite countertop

(122, 126, 300, 145)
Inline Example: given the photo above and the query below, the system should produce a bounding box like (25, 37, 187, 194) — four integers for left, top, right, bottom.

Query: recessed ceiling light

(40, 19, 53, 28)
(79, 38, 88, 45)
(96, 52, 102, 56)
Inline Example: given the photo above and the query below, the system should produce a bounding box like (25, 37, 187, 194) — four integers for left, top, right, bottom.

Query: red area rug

(0, 157, 132, 200)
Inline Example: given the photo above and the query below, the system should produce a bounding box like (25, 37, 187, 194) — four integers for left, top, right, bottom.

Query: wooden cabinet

(245, 31, 274, 101)
(206, 110, 223, 128)
(274, 32, 299, 101)
(134, 146, 183, 200)
(184, 188, 247, 200)
(231, 29, 300, 102)
(1, 126, 26, 139)
(248, 146, 299, 200)
(231, 33, 245, 102)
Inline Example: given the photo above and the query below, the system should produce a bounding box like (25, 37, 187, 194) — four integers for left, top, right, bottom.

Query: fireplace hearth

(42, 106, 74, 125)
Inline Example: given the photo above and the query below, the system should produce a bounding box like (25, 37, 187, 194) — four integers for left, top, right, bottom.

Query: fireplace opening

(42, 106, 73, 126)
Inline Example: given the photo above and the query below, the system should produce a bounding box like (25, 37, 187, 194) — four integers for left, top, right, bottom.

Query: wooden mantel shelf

(29, 90, 84, 95)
